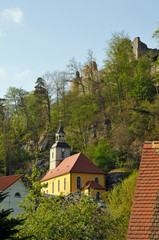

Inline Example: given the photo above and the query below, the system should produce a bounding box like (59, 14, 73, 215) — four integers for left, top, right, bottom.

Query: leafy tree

(105, 170, 138, 240)
(104, 32, 135, 112)
(0, 192, 24, 240)
(17, 194, 107, 240)
(93, 138, 119, 171)
(65, 93, 99, 152)
(15, 169, 138, 240)
(131, 55, 156, 102)
(43, 71, 69, 122)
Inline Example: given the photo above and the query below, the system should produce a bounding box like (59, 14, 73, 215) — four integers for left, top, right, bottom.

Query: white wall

(0, 180, 29, 217)
(50, 147, 70, 170)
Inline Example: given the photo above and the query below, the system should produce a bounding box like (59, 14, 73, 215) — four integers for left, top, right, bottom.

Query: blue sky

(0, 0, 159, 98)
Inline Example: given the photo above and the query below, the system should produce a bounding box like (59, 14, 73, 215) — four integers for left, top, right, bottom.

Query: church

(41, 125, 106, 199)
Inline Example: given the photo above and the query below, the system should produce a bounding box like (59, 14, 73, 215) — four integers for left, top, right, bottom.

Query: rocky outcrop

(106, 171, 131, 190)
(38, 133, 53, 152)
(70, 61, 100, 93)
(22, 133, 54, 154)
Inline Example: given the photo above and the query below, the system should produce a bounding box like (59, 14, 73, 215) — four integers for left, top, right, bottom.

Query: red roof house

(127, 141, 159, 240)
(0, 175, 31, 216)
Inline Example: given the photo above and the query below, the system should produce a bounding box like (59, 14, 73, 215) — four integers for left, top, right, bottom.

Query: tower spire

(50, 124, 70, 170)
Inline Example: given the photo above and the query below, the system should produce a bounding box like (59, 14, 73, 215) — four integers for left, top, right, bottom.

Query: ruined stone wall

(132, 37, 159, 59)
(70, 61, 100, 93)
(70, 38, 159, 92)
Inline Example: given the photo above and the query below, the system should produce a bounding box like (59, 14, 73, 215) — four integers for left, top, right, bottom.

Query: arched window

(14, 192, 21, 198)
(77, 176, 81, 189)
(64, 178, 66, 191)
(96, 191, 100, 200)
(58, 180, 60, 192)
(95, 177, 99, 184)
(61, 148, 65, 158)
(52, 182, 54, 193)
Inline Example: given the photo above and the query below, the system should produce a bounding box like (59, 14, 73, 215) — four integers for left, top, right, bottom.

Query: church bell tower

(50, 124, 70, 170)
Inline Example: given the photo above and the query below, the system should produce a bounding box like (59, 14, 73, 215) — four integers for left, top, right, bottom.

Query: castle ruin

(70, 37, 159, 92)
(131, 37, 159, 59)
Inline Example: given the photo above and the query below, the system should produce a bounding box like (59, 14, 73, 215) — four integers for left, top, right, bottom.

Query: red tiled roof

(0, 175, 24, 191)
(41, 152, 105, 182)
(83, 180, 106, 190)
(127, 141, 159, 240)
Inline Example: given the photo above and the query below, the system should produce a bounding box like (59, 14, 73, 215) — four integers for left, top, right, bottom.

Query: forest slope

(0, 33, 159, 177)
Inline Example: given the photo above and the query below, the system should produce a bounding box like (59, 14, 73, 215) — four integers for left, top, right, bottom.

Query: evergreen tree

(0, 192, 24, 240)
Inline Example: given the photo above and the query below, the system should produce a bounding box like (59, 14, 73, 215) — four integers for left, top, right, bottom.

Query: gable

(41, 152, 105, 182)
(0, 175, 24, 191)
(0, 175, 31, 191)
(1, 179, 30, 217)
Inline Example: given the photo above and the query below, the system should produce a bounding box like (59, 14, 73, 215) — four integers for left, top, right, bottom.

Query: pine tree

(0, 191, 24, 240)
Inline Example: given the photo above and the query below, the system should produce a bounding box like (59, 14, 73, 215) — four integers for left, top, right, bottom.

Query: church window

(64, 178, 66, 191)
(14, 192, 21, 198)
(95, 177, 99, 184)
(58, 180, 60, 192)
(52, 182, 54, 193)
(77, 176, 81, 189)
(52, 152, 54, 159)
(61, 148, 65, 158)
(59, 135, 61, 140)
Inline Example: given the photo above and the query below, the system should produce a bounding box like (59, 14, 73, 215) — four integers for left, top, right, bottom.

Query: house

(41, 125, 106, 199)
(127, 141, 159, 240)
(0, 174, 31, 216)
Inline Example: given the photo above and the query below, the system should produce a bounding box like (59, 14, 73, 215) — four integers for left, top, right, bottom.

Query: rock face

(22, 133, 54, 176)
(22, 133, 54, 154)
(38, 133, 53, 152)
(132, 37, 159, 59)
(70, 61, 100, 93)
(106, 171, 131, 190)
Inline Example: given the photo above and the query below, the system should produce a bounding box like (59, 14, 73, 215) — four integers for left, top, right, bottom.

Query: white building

(0, 174, 31, 216)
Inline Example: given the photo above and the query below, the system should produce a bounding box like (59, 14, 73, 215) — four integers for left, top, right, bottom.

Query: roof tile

(41, 152, 105, 182)
(83, 180, 106, 190)
(0, 175, 24, 191)
(127, 141, 159, 239)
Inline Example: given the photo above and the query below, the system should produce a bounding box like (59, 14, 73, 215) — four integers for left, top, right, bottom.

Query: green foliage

(65, 92, 99, 152)
(1, 31, 159, 175)
(0, 192, 24, 240)
(15, 170, 138, 240)
(19, 161, 44, 216)
(105, 170, 138, 240)
(131, 56, 156, 101)
(93, 139, 119, 171)
(104, 32, 136, 111)
(17, 194, 107, 240)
